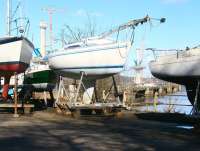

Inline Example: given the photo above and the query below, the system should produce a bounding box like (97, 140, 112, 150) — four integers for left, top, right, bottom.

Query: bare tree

(63, 14, 97, 43)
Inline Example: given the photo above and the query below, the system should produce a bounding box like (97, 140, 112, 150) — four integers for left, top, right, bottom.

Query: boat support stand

(191, 80, 200, 115)
(55, 73, 123, 117)
(55, 72, 91, 111)
(13, 72, 19, 117)
(55, 76, 72, 109)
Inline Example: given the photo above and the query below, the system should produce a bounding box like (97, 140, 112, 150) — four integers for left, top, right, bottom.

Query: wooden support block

(24, 107, 31, 114)
(0, 103, 34, 114)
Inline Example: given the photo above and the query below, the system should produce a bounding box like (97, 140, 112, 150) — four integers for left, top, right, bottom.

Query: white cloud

(75, 9, 103, 17)
(91, 12, 103, 17)
(161, 0, 188, 4)
(76, 9, 87, 17)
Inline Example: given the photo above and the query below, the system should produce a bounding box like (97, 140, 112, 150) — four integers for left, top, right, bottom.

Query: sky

(0, 0, 199, 76)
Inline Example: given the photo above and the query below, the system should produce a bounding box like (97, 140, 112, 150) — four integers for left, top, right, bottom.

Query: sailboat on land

(148, 46, 200, 113)
(0, 0, 34, 99)
(24, 62, 56, 91)
(48, 16, 165, 80)
(48, 16, 165, 106)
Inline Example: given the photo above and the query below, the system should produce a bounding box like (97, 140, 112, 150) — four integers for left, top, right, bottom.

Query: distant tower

(134, 66, 144, 84)
(133, 48, 145, 85)
(40, 21, 47, 57)
(42, 7, 64, 51)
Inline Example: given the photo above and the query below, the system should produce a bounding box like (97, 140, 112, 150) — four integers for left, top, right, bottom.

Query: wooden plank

(0, 104, 34, 108)
(70, 105, 123, 110)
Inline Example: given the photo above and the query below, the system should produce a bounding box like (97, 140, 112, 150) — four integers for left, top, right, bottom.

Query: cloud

(76, 9, 87, 17)
(75, 9, 103, 17)
(160, 0, 188, 4)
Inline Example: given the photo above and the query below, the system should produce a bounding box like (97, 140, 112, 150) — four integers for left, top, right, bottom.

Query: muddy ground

(0, 110, 199, 151)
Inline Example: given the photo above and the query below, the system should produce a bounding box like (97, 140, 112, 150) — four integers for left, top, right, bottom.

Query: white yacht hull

(149, 49, 200, 84)
(48, 42, 130, 79)
(149, 48, 200, 107)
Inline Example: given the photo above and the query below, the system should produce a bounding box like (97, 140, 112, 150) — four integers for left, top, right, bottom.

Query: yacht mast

(6, 0, 12, 36)
(18, 0, 24, 34)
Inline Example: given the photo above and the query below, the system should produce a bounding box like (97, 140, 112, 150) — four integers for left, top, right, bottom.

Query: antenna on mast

(18, 0, 24, 34)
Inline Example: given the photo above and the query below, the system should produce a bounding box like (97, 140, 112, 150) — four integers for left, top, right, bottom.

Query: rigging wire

(192, 44, 200, 49)
(8, 0, 30, 37)
(11, 1, 21, 19)
(130, 26, 135, 45)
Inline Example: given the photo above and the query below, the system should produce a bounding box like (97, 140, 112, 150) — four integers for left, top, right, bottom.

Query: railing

(146, 47, 200, 61)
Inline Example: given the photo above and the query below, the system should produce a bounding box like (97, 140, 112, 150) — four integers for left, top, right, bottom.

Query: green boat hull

(24, 69, 56, 84)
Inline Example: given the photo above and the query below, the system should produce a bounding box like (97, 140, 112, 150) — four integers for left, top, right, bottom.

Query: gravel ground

(0, 110, 199, 151)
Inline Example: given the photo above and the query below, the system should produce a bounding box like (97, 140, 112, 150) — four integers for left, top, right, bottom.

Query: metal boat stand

(101, 76, 123, 104)
(191, 81, 200, 115)
(55, 72, 86, 105)
(112, 76, 122, 104)
(55, 73, 124, 117)
(55, 72, 94, 111)
(55, 76, 71, 110)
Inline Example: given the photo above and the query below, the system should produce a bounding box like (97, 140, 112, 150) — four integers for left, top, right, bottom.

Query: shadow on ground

(135, 112, 200, 125)
(0, 111, 199, 151)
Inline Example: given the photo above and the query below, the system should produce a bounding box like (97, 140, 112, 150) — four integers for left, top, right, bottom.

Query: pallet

(69, 104, 123, 118)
